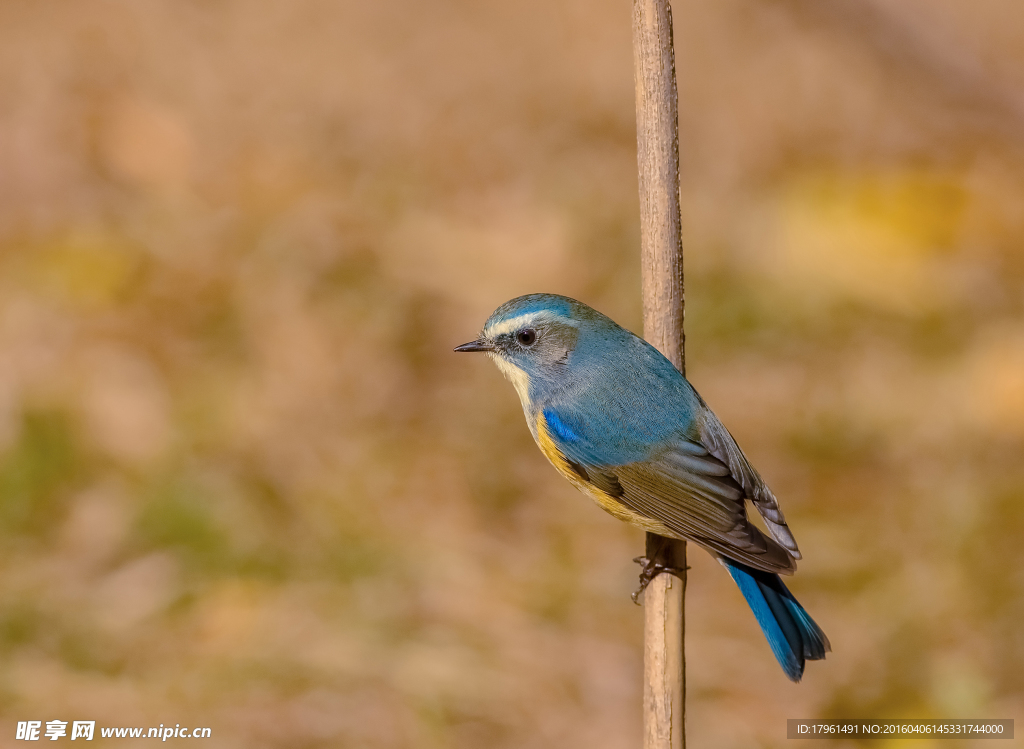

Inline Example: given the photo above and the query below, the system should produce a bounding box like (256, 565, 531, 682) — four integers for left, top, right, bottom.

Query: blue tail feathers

(721, 557, 830, 682)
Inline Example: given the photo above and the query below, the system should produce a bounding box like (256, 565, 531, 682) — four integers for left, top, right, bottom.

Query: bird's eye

(517, 329, 537, 346)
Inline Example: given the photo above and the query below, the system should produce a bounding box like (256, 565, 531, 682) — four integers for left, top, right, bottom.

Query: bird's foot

(631, 556, 689, 604)
(631, 534, 689, 604)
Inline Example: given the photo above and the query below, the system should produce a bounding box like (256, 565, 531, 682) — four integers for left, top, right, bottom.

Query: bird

(455, 293, 829, 681)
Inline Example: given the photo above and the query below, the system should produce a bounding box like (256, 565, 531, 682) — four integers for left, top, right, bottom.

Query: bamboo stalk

(632, 1, 686, 747)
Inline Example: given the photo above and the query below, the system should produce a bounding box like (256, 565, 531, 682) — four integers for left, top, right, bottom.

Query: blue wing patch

(542, 408, 579, 444)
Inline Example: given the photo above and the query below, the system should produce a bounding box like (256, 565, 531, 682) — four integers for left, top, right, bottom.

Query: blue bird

(455, 293, 829, 681)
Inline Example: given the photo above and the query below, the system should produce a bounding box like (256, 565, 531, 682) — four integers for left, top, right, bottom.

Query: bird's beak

(454, 339, 493, 353)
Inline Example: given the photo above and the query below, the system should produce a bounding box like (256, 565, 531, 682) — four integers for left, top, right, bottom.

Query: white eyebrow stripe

(485, 314, 538, 338)
(484, 311, 576, 339)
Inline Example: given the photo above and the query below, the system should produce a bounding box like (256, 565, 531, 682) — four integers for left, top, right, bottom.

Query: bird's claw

(631, 555, 689, 604)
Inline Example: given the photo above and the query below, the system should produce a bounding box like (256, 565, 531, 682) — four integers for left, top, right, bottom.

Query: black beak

(454, 339, 492, 353)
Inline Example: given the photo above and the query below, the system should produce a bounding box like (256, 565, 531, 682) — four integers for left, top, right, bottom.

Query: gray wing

(697, 409, 802, 559)
(573, 439, 797, 575)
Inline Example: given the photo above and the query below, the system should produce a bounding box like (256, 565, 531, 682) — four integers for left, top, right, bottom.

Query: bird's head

(455, 293, 600, 404)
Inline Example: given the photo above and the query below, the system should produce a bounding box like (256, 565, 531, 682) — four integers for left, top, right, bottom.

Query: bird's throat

(489, 354, 532, 410)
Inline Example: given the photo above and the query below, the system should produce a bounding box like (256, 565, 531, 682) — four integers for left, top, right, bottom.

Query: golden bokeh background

(1, 1, 1023, 746)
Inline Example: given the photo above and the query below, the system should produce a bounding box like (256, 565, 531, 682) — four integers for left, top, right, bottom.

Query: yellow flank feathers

(535, 412, 580, 483)
(535, 413, 675, 536)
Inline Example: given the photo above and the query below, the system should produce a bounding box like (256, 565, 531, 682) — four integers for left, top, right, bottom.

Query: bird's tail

(720, 557, 830, 682)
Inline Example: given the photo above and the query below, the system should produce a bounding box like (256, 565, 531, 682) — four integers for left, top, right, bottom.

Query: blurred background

(1, 0, 1022, 746)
